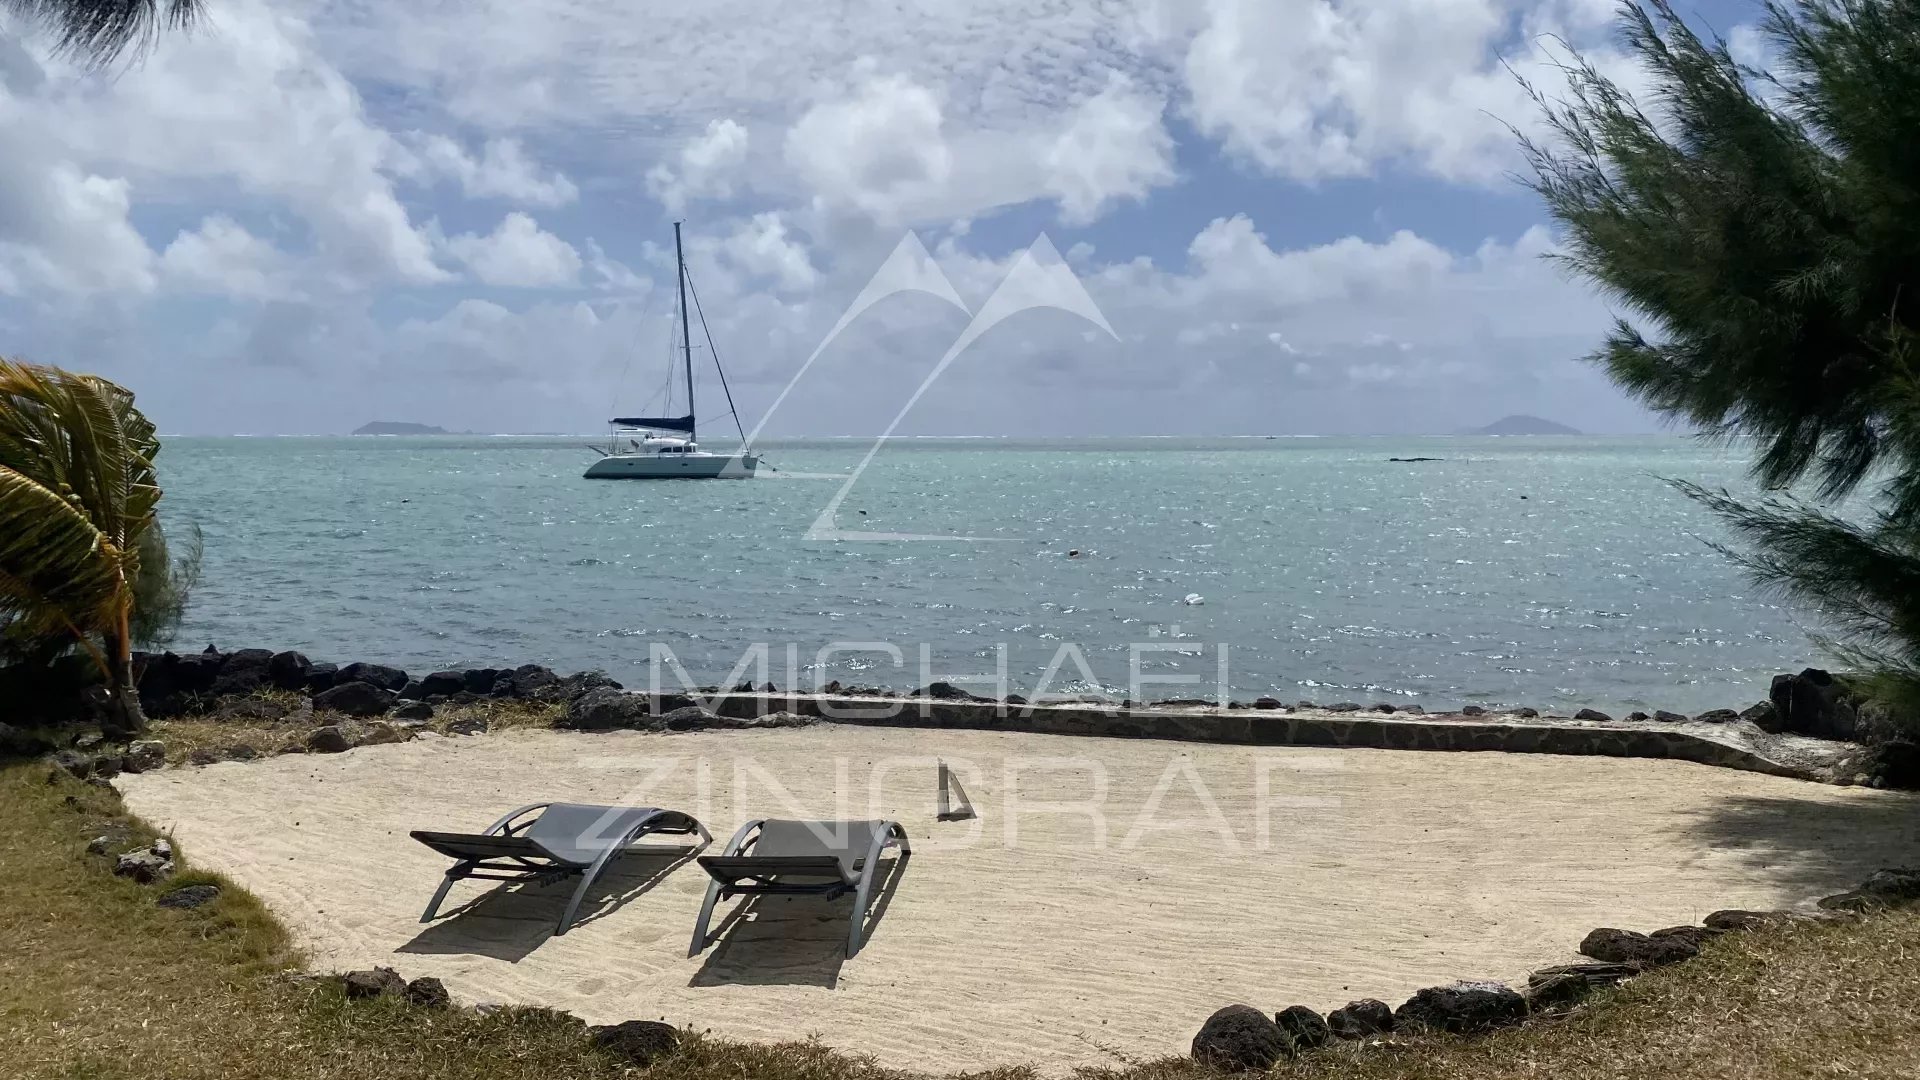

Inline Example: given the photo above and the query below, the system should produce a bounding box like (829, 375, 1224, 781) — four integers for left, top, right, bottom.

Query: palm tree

(2, 0, 201, 65)
(0, 359, 164, 736)
(1519, 0, 1920, 700)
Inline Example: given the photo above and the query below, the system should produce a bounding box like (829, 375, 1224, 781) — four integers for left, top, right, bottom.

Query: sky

(0, 0, 1769, 437)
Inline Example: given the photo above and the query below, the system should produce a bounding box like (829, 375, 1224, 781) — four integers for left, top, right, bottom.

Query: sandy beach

(119, 726, 1920, 1074)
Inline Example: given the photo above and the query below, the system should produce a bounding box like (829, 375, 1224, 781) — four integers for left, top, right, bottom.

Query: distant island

(1470, 415, 1583, 436)
(352, 421, 456, 436)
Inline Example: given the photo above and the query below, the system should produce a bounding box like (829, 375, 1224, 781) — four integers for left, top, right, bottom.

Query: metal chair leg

(420, 867, 465, 923)
(688, 880, 725, 957)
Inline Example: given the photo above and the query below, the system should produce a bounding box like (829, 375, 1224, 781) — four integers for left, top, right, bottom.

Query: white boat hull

(583, 452, 759, 479)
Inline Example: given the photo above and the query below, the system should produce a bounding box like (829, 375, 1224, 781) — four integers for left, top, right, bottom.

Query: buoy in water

(1067, 549, 1081, 558)
(1184, 593, 1205, 606)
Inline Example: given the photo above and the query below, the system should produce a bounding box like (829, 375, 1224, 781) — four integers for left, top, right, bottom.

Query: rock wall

(699, 692, 1814, 779)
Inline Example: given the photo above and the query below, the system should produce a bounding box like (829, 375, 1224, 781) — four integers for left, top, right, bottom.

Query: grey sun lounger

(412, 802, 710, 935)
(689, 818, 911, 958)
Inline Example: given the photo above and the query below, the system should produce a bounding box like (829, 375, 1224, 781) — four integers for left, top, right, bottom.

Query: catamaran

(584, 223, 760, 479)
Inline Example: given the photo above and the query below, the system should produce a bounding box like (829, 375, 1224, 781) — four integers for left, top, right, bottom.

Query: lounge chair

(412, 802, 710, 935)
(688, 818, 911, 957)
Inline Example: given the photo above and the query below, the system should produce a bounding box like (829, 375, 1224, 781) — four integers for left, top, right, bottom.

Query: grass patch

(147, 696, 566, 764)
(2, 756, 1916, 1079)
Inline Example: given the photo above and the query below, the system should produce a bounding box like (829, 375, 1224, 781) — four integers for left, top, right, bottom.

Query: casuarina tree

(2, 0, 200, 65)
(1521, 0, 1920, 700)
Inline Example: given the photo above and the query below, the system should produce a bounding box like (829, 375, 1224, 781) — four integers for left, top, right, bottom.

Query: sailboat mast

(674, 221, 695, 441)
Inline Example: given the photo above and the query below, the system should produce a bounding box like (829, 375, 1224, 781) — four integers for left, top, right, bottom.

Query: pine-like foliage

(1, 0, 201, 66)
(1521, 0, 1920, 686)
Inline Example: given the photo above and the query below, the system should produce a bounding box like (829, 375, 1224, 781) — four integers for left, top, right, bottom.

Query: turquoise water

(158, 435, 1817, 714)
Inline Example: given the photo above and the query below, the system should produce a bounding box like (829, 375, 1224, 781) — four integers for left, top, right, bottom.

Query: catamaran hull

(583, 453, 759, 479)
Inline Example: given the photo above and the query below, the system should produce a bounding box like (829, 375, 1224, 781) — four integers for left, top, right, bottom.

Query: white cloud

(714, 212, 817, 293)
(0, 159, 155, 297)
(160, 216, 295, 300)
(444, 212, 583, 287)
(399, 134, 578, 206)
(786, 70, 953, 226)
(646, 118, 750, 212)
(10, 0, 448, 287)
(1173, 0, 1623, 183)
(1187, 215, 1453, 303)
(1041, 76, 1178, 225)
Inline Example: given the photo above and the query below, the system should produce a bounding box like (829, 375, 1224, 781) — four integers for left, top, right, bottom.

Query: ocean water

(158, 435, 1821, 714)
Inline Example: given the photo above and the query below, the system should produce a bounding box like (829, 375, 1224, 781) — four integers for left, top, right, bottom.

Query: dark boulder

(1578, 927, 1699, 966)
(173, 651, 221, 692)
(1651, 924, 1724, 949)
(1767, 668, 1858, 740)
(1191, 1004, 1287, 1070)
(462, 668, 502, 695)
(917, 681, 989, 701)
(587, 1020, 681, 1066)
(1524, 972, 1593, 1010)
(1326, 999, 1394, 1040)
(1527, 960, 1643, 991)
(404, 977, 452, 1009)
(303, 662, 339, 690)
(1273, 1005, 1330, 1051)
(1739, 701, 1778, 727)
(560, 688, 654, 731)
(1574, 708, 1613, 722)
(393, 701, 434, 722)
(1704, 909, 1788, 932)
(661, 705, 721, 731)
(1818, 867, 1920, 911)
(1369, 702, 1397, 714)
(268, 651, 312, 691)
(1627, 711, 1650, 722)
(342, 967, 407, 999)
(211, 649, 275, 697)
(306, 725, 353, 754)
(337, 662, 408, 693)
(1460, 705, 1486, 716)
(1393, 980, 1527, 1034)
(122, 740, 166, 774)
(220, 648, 275, 675)
(533, 669, 622, 705)
(210, 667, 269, 697)
(1511, 706, 1536, 718)
(115, 849, 175, 883)
(420, 671, 467, 697)
(397, 680, 427, 701)
(1327, 702, 1362, 712)
(1653, 710, 1687, 724)
(504, 664, 560, 699)
(157, 884, 221, 909)
(51, 749, 94, 780)
(1253, 697, 1284, 709)
(1692, 708, 1739, 724)
(313, 681, 395, 717)
(1840, 740, 1920, 790)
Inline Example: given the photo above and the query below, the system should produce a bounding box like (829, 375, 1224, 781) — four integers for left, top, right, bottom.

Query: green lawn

(2, 758, 1914, 1079)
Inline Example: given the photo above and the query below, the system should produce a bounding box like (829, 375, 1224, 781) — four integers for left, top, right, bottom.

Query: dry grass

(149, 696, 565, 764)
(2, 755, 1916, 1080)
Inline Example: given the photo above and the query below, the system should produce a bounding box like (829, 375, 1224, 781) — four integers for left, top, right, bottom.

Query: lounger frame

(414, 803, 709, 935)
(688, 818, 910, 958)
